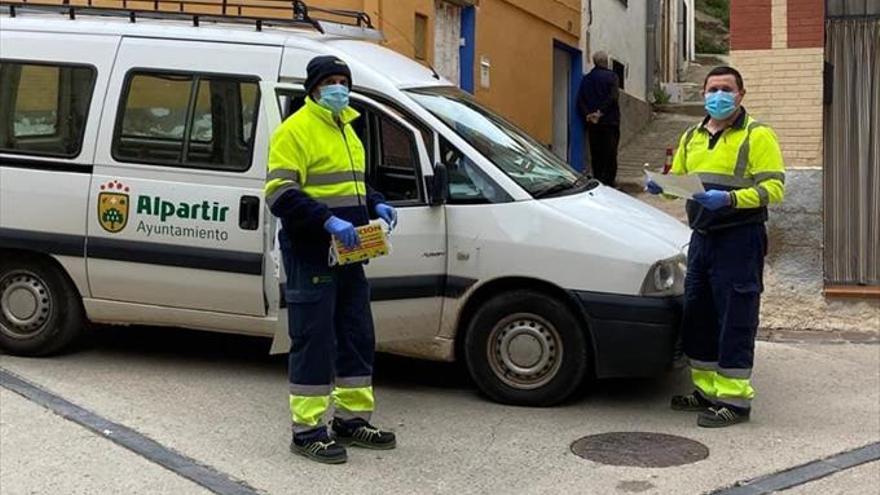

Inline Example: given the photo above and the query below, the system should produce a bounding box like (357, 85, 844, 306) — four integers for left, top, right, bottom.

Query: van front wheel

(0, 255, 84, 356)
(464, 290, 589, 406)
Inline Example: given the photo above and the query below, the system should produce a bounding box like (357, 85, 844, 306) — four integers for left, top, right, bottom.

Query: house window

(414, 13, 429, 61)
(612, 59, 626, 90)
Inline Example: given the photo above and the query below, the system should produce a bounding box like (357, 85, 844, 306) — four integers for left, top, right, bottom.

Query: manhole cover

(571, 432, 709, 467)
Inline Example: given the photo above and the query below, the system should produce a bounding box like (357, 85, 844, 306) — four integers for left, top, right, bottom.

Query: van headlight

(641, 254, 687, 297)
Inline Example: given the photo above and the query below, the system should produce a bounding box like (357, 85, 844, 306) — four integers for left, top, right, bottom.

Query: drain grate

(571, 432, 709, 468)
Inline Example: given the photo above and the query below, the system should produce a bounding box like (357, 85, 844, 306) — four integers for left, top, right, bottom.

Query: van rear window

(113, 70, 259, 172)
(0, 61, 96, 158)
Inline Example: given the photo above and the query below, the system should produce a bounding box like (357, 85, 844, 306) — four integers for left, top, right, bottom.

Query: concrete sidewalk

(0, 326, 878, 494)
(0, 388, 211, 495)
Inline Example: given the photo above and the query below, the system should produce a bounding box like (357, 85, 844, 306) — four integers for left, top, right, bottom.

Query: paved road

(1, 326, 878, 494)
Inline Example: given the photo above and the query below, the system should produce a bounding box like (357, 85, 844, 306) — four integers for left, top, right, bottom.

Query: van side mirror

(428, 162, 449, 206)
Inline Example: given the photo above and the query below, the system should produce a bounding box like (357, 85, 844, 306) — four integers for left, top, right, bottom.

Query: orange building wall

(472, 0, 578, 142)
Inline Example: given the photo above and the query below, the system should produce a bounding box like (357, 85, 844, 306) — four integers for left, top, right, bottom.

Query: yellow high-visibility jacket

(265, 97, 383, 253)
(670, 109, 785, 231)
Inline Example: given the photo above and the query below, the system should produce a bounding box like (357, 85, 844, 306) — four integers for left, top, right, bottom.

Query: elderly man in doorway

(577, 51, 621, 187)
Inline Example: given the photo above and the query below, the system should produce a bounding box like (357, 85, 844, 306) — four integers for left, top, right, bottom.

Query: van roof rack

(0, 0, 383, 39)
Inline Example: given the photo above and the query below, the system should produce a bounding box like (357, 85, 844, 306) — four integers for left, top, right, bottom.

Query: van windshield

(406, 86, 596, 198)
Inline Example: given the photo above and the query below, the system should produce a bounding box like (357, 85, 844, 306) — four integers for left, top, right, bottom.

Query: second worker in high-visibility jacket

(265, 55, 398, 464)
(646, 66, 785, 428)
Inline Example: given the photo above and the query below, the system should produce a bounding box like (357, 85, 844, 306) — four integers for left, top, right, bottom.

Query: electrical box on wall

(480, 56, 491, 88)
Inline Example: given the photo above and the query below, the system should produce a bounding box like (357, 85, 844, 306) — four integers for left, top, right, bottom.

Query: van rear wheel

(0, 255, 84, 356)
(464, 290, 589, 406)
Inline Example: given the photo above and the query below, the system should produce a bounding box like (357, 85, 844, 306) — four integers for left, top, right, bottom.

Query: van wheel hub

(488, 314, 562, 390)
(0, 272, 52, 338)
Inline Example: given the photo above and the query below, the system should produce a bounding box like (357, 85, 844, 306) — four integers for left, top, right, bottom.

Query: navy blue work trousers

(279, 230, 375, 394)
(682, 223, 767, 374)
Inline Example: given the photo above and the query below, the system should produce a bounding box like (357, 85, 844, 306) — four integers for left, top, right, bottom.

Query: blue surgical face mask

(318, 84, 350, 114)
(704, 91, 738, 120)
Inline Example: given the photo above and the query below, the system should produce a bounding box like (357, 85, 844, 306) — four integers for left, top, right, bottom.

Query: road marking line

(0, 367, 263, 495)
(709, 442, 880, 495)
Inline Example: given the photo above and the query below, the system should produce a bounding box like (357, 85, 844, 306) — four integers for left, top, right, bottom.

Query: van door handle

(239, 195, 260, 230)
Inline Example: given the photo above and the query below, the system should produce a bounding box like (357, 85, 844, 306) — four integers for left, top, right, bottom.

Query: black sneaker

(290, 433, 348, 464)
(698, 406, 751, 428)
(332, 418, 397, 450)
(671, 392, 713, 412)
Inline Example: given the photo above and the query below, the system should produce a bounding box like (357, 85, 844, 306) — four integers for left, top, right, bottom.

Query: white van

(0, 3, 690, 406)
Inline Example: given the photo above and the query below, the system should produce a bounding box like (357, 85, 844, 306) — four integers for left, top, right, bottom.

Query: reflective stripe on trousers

(333, 378, 375, 422)
(682, 224, 766, 409)
(690, 365, 755, 408)
(281, 232, 376, 435)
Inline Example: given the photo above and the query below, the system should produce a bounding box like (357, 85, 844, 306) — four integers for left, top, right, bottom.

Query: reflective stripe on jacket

(265, 97, 383, 260)
(670, 109, 786, 231)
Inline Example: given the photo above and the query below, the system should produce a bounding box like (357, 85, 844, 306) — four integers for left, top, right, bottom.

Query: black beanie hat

(305, 56, 352, 95)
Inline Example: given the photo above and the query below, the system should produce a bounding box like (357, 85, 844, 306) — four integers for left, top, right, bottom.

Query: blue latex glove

(324, 216, 360, 249)
(645, 179, 663, 195)
(375, 203, 398, 229)
(692, 190, 731, 211)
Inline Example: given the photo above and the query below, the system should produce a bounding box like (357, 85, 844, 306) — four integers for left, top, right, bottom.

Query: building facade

(297, 0, 585, 169)
(582, 0, 695, 103)
(729, 0, 879, 331)
(585, 0, 650, 100)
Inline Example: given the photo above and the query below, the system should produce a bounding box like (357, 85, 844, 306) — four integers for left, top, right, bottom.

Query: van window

(241, 83, 259, 141)
(441, 137, 511, 204)
(358, 91, 436, 162)
(279, 90, 435, 164)
(275, 90, 424, 205)
(374, 114, 421, 203)
(113, 71, 259, 172)
(408, 87, 587, 198)
(190, 79, 214, 143)
(0, 61, 96, 158)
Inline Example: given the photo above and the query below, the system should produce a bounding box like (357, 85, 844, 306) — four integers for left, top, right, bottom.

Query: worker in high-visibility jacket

(646, 66, 785, 428)
(265, 56, 398, 463)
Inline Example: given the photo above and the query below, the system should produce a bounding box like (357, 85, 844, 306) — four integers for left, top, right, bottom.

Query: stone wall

(633, 170, 879, 334)
(619, 91, 654, 148)
(762, 169, 879, 332)
(727, 0, 878, 332)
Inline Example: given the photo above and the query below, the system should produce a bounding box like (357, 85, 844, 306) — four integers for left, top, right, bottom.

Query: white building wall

(583, 0, 648, 101)
(684, 0, 696, 61)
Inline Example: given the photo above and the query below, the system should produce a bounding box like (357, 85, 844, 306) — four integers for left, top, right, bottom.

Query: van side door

(263, 84, 447, 352)
(87, 38, 281, 316)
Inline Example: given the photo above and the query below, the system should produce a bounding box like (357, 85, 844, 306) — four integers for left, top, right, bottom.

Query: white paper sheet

(645, 170, 705, 199)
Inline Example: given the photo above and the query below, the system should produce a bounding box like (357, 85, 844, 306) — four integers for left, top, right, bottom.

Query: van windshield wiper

(533, 181, 575, 198)
(533, 175, 599, 198)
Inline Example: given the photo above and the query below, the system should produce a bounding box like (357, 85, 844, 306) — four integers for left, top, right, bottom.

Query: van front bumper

(570, 291, 683, 378)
